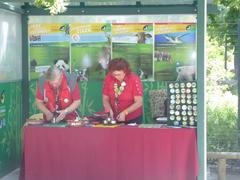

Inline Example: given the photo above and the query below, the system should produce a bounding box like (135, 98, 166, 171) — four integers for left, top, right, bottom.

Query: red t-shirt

(103, 73, 143, 121)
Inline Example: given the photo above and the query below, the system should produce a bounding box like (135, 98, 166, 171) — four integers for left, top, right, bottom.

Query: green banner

(0, 81, 22, 178)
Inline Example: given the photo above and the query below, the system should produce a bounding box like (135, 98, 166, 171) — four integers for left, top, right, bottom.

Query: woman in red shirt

(102, 58, 143, 124)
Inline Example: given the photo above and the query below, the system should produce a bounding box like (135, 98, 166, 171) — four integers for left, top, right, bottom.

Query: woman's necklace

(114, 81, 126, 113)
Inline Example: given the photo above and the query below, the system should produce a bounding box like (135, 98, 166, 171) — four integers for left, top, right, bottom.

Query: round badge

(169, 83, 174, 88)
(182, 121, 187, 126)
(170, 104, 175, 109)
(190, 116, 195, 121)
(193, 111, 197, 116)
(176, 99, 180, 104)
(181, 94, 186, 99)
(186, 82, 192, 88)
(174, 83, 179, 88)
(64, 98, 69, 103)
(173, 121, 179, 126)
(180, 83, 185, 88)
(189, 121, 195, 126)
(186, 89, 191, 94)
(176, 116, 181, 121)
(181, 99, 186, 104)
(175, 111, 180, 116)
(192, 88, 197, 93)
(170, 88, 175, 94)
(193, 106, 197, 111)
(192, 82, 197, 88)
(183, 116, 187, 121)
(188, 111, 193, 116)
(182, 105, 187, 110)
(193, 99, 197, 104)
(188, 105, 193, 111)
(176, 105, 181, 110)
(170, 110, 175, 115)
(170, 99, 175, 104)
(175, 89, 180, 94)
(182, 111, 187, 116)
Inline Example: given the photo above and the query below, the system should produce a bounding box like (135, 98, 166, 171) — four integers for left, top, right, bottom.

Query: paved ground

(1, 167, 240, 180)
(0, 169, 19, 180)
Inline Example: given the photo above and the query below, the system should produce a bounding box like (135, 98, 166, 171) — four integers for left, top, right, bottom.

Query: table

(21, 126, 199, 180)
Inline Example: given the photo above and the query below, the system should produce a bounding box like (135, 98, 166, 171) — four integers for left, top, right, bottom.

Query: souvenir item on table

(103, 117, 117, 125)
(67, 119, 87, 127)
(167, 81, 197, 128)
(26, 119, 45, 125)
(93, 111, 108, 119)
(26, 113, 45, 125)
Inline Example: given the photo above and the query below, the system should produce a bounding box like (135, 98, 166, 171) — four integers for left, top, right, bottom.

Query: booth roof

(1, 0, 213, 6)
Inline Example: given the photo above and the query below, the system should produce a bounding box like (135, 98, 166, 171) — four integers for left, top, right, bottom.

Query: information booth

(0, 0, 211, 179)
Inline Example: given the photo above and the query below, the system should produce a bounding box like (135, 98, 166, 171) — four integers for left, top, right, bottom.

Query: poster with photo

(112, 23, 153, 81)
(154, 23, 196, 81)
(29, 23, 70, 80)
(70, 23, 111, 81)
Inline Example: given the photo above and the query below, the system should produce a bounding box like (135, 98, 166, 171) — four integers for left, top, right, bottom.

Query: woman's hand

(56, 109, 68, 122)
(109, 109, 114, 119)
(116, 112, 126, 122)
(45, 111, 53, 121)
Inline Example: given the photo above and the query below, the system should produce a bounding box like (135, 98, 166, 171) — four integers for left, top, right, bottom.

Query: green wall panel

(29, 80, 167, 123)
(0, 81, 22, 178)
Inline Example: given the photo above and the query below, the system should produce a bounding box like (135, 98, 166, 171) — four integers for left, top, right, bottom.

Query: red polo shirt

(103, 73, 143, 121)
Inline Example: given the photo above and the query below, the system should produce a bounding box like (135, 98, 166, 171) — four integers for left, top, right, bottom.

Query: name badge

(64, 98, 69, 103)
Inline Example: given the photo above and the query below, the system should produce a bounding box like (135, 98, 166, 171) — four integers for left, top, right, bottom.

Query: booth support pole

(22, 12, 29, 122)
(237, 20, 240, 143)
(197, 0, 207, 179)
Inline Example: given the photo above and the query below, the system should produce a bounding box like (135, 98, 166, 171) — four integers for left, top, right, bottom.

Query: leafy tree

(207, 0, 239, 151)
(208, 0, 240, 72)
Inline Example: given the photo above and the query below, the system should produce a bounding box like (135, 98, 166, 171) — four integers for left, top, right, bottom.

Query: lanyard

(53, 89, 59, 121)
(115, 96, 118, 113)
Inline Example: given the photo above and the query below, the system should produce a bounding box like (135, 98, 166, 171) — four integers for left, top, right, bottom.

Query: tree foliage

(208, 0, 240, 49)
(207, 1, 239, 152)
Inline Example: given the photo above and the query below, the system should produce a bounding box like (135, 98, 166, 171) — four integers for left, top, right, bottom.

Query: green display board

(0, 81, 22, 178)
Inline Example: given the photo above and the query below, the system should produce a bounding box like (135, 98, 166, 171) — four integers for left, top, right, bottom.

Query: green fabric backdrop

(0, 81, 22, 178)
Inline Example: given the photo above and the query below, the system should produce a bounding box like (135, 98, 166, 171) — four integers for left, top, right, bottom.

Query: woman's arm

(103, 95, 114, 118)
(117, 96, 143, 122)
(56, 100, 81, 122)
(35, 99, 53, 121)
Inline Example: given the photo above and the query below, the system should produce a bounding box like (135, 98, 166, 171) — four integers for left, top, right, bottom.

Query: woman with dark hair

(102, 58, 143, 124)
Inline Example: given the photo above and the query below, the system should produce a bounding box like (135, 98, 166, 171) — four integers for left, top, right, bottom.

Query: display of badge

(167, 81, 197, 128)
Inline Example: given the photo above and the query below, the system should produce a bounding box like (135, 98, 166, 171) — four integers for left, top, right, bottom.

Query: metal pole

(21, 11, 29, 122)
(197, 0, 207, 179)
(237, 20, 240, 136)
